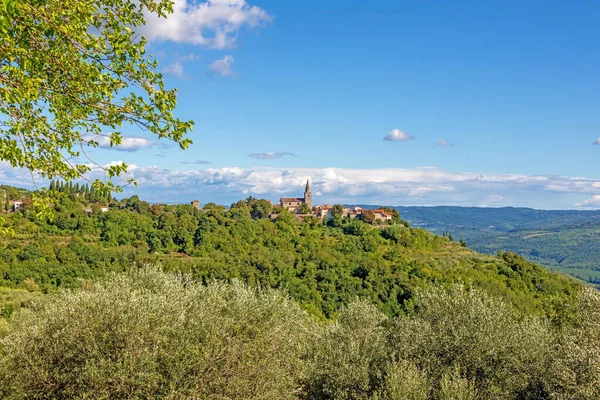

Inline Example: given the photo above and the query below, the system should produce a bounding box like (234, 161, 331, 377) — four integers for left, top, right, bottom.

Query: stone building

(12, 201, 23, 212)
(190, 200, 200, 210)
(313, 204, 332, 220)
(371, 209, 393, 221)
(280, 180, 312, 212)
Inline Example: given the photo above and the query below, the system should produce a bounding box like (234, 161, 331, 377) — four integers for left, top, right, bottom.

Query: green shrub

(438, 367, 477, 400)
(389, 285, 554, 399)
(377, 360, 429, 400)
(302, 300, 389, 400)
(547, 287, 600, 399)
(0, 267, 315, 399)
(1, 269, 599, 399)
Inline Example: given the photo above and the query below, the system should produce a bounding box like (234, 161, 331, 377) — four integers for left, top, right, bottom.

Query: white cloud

(140, 0, 272, 49)
(76, 165, 600, 209)
(180, 53, 202, 61)
(83, 135, 156, 152)
(0, 161, 36, 186)
(208, 55, 235, 77)
(593, 138, 600, 145)
(162, 61, 186, 78)
(436, 139, 453, 147)
(575, 195, 600, 207)
(5, 161, 600, 209)
(383, 129, 415, 142)
(248, 152, 296, 160)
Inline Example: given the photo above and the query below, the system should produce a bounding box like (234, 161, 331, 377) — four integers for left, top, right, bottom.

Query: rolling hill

(386, 206, 600, 286)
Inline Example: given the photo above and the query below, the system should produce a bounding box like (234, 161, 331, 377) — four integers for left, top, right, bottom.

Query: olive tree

(389, 285, 555, 399)
(302, 300, 390, 400)
(0, 267, 315, 399)
(549, 287, 600, 398)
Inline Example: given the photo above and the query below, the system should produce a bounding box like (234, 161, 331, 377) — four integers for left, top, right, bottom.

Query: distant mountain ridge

(394, 206, 600, 231)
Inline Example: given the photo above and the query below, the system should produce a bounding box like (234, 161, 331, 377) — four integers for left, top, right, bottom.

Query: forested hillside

(388, 206, 600, 286)
(0, 187, 579, 322)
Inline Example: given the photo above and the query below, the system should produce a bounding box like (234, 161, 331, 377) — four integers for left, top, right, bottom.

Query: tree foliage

(361, 209, 376, 225)
(0, 0, 192, 194)
(0, 189, 579, 323)
(332, 204, 344, 219)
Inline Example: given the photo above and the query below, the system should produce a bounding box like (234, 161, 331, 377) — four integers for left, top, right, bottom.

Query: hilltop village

(187, 180, 397, 223)
(275, 179, 395, 222)
(2, 180, 398, 224)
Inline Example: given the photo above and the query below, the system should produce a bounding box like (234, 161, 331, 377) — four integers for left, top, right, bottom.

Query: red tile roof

(372, 209, 393, 215)
(280, 197, 304, 202)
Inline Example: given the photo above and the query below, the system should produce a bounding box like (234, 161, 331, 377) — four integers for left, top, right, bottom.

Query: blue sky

(3, 0, 600, 208)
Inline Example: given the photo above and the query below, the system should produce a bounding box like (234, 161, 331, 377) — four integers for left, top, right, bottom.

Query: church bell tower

(304, 179, 312, 209)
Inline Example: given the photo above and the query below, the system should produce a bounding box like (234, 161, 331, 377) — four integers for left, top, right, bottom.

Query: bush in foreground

(0, 267, 314, 399)
(1, 268, 600, 399)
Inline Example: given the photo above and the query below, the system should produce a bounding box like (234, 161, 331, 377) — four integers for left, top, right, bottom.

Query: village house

(371, 209, 394, 221)
(12, 201, 23, 212)
(347, 206, 363, 219)
(313, 204, 333, 220)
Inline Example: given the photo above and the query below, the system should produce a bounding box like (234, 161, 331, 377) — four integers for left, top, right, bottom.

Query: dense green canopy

(0, 189, 580, 322)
